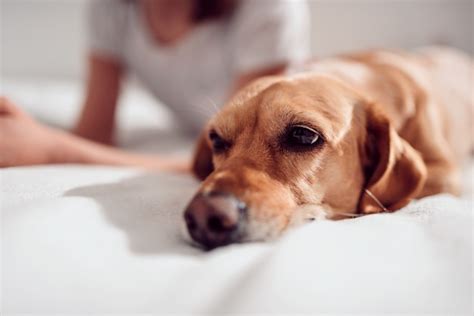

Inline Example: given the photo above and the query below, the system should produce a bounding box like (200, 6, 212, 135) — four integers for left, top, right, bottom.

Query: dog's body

(185, 47, 473, 249)
(291, 47, 473, 197)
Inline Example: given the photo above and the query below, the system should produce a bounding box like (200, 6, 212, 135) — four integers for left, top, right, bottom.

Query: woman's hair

(193, 0, 239, 22)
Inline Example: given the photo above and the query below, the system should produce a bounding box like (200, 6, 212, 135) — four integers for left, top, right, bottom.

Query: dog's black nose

(184, 192, 246, 250)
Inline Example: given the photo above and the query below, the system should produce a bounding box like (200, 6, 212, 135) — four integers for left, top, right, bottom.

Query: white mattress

(1, 79, 473, 314)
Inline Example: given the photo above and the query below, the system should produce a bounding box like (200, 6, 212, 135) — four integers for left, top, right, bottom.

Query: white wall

(309, 0, 473, 56)
(1, 0, 472, 79)
(1, 0, 88, 79)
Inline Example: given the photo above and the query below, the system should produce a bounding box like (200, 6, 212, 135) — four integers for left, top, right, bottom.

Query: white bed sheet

(2, 166, 473, 314)
(1, 78, 473, 314)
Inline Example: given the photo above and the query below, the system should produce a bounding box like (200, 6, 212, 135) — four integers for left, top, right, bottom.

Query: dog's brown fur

(190, 47, 473, 241)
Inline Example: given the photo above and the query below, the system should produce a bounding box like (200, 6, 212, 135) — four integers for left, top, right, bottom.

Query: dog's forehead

(212, 76, 357, 142)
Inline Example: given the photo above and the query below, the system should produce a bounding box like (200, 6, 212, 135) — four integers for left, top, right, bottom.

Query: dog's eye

(287, 125, 323, 147)
(209, 130, 229, 153)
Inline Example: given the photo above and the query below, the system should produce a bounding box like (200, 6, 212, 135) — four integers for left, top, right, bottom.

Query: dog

(183, 47, 473, 249)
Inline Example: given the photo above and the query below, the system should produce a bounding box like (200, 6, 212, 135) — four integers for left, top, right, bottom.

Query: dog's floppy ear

(192, 130, 214, 181)
(358, 106, 427, 213)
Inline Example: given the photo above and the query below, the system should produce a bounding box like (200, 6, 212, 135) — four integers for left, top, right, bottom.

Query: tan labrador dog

(184, 47, 473, 249)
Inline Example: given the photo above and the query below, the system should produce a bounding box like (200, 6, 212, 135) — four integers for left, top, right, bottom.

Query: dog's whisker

(205, 96, 220, 115)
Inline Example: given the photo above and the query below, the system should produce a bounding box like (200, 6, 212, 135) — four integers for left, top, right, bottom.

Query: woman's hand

(0, 97, 63, 167)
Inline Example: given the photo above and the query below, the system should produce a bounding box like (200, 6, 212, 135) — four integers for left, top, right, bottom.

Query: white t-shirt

(88, 0, 310, 132)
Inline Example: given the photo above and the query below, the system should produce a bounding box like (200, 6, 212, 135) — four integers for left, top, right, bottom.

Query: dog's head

(184, 75, 427, 249)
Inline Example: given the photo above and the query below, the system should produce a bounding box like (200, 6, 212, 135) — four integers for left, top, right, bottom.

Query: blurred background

(1, 0, 472, 80)
(0, 0, 472, 148)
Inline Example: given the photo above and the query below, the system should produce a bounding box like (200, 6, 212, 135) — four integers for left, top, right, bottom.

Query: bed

(1, 79, 472, 314)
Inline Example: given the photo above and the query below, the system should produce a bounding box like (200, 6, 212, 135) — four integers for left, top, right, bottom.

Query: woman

(0, 0, 310, 170)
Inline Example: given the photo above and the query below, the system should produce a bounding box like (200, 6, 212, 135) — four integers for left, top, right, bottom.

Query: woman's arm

(74, 54, 123, 144)
(0, 96, 188, 171)
(0, 54, 191, 173)
(0, 52, 188, 171)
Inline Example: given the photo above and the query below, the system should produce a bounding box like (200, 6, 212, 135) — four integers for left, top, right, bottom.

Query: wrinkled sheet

(2, 166, 472, 314)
